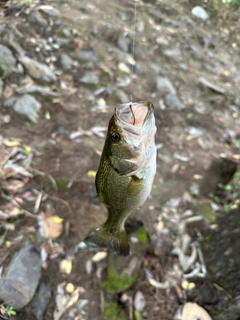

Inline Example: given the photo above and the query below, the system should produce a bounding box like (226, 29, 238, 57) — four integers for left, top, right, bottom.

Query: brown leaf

(182, 302, 212, 320)
(43, 213, 63, 239)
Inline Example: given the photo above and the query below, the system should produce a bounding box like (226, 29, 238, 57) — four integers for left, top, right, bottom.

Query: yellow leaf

(224, 70, 231, 76)
(65, 288, 80, 309)
(25, 146, 32, 153)
(182, 280, 195, 290)
(5, 241, 11, 248)
(87, 170, 96, 177)
(60, 259, 72, 275)
(91, 251, 107, 262)
(4, 140, 21, 147)
(53, 216, 64, 224)
(43, 214, 63, 238)
(95, 149, 102, 156)
(45, 111, 51, 120)
(157, 215, 164, 230)
(65, 283, 75, 293)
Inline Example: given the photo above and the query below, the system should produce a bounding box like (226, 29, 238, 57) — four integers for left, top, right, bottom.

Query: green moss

(135, 227, 148, 244)
(56, 178, 69, 192)
(134, 310, 142, 320)
(102, 302, 127, 320)
(209, 265, 219, 273)
(196, 203, 216, 223)
(101, 265, 137, 294)
(200, 235, 212, 250)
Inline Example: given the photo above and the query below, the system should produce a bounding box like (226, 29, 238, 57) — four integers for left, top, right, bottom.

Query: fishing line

(130, 0, 138, 102)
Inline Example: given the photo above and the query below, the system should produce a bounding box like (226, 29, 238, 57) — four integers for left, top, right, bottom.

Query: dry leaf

(134, 290, 146, 312)
(91, 251, 107, 262)
(118, 62, 131, 73)
(3, 140, 21, 147)
(182, 302, 212, 320)
(65, 283, 75, 293)
(60, 258, 72, 274)
(181, 280, 196, 290)
(87, 170, 97, 178)
(43, 214, 63, 238)
(147, 277, 168, 289)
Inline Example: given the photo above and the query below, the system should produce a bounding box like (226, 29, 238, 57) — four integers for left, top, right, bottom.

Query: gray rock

(0, 44, 17, 74)
(199, 77, 225, 94)
(164, 93, 184, 110)
(7, 37, 26, 56)
(28, 10, 48, 28)
(62, 27, 71, 38)
(31, 282, 51, 320)
(163, 48, 182, 61)
(117, 36, 130, 52)
(18, 55, 57, 82)
(70, 50, 97, 63)
(192, 6, 209, 20)
(17, 85, 61, 99)
(0, 240, 41, 310)
(56, 37, 71, 47)
(13, 94, 42, 123)
(111, 48, 135, 65)
(80, 71, 99, 85)
(156, 76, 176, 96)
(38, 5, 60, 17)
(4, 96, 17, 107)
(60, 53, 73, 71)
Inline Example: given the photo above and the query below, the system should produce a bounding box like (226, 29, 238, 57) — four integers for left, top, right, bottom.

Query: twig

(34, 191, 43, 214)
(1, 193, 38, 219)
(44, 193, 72, 215)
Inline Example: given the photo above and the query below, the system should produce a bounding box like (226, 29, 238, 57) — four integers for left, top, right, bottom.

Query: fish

(84, 101, 157, 256)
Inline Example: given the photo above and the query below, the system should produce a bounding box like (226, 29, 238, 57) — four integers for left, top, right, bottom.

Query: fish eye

(110, 132, 120, 143)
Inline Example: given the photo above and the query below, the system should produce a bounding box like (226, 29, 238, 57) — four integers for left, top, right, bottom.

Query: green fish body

(84, 101, 157, 256)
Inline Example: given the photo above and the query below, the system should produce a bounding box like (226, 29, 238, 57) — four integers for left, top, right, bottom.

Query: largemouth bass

(84, 101, 157, 256)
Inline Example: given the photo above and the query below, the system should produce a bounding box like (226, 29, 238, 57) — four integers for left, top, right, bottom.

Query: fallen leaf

(43, 214, 63, 238)
(87, 170, 97, 178)
(182, 302, 212, 320)
(147, 277, 169, 289)
(181, 280, 196, 290)
(65, 283, 75, 293)
(60, 258, 72, 275)
(45, 111, 51, 120)
(156, 215, 164, 230)
(134, 290, 146, 312)
(3, 140, 21, 147)
(118, 62, 131, 73)
(91, 251, 107, 262)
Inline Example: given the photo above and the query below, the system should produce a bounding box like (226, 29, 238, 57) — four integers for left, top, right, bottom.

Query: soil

(0, 0, 240, 319)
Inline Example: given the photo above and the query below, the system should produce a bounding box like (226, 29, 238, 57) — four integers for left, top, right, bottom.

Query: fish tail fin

(84, 224, 130, 256)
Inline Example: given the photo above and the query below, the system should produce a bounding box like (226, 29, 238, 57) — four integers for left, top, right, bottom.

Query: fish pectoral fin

(84, 224, 130, 256)
(110, 155, 138, 175)
(127, 175, 143, 196)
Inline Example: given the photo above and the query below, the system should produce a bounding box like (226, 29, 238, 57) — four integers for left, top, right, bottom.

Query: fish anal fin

(84, 224, 130, 257)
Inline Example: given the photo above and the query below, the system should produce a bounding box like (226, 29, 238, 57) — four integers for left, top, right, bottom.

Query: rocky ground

(0, 0, 240, 319)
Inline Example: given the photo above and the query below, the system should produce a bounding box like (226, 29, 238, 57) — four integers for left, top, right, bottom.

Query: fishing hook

(129, 103, 135, 125)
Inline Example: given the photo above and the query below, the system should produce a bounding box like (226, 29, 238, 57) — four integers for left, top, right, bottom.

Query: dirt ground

(0, 0, 240, 319)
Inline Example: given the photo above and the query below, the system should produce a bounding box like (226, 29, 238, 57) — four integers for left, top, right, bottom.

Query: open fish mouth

(115, 101, 153, 127)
